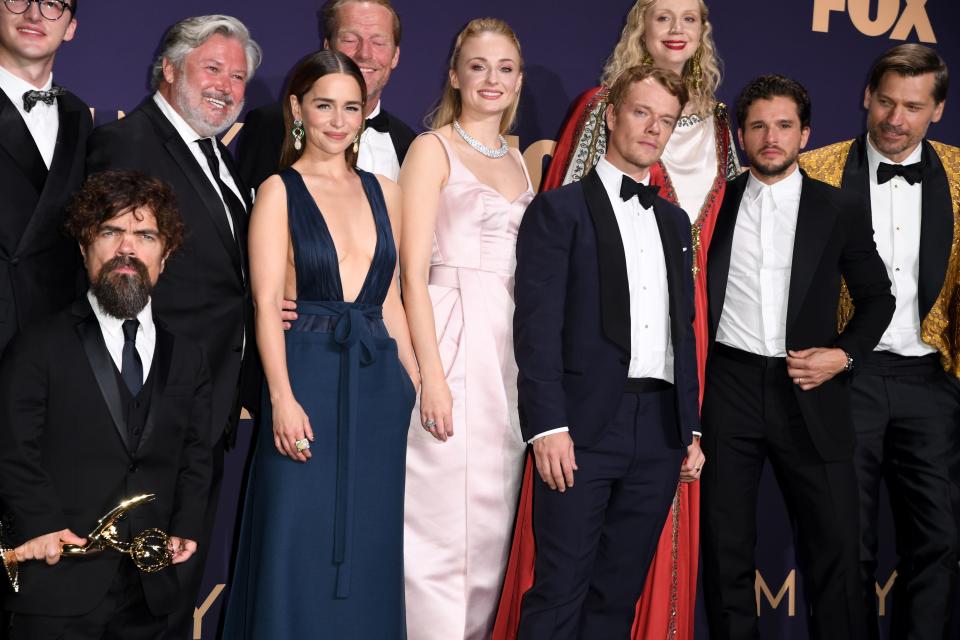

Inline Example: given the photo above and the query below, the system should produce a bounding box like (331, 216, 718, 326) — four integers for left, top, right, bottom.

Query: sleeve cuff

(528, 426, 569, 444)
(692, 431, 702, 438)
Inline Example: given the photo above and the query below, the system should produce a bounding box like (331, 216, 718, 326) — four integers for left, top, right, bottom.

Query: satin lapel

(917, 140, 953, 320)
(137, 322, 172, 453)
(786, 176, 837, 332)
(16, 104, 81, 255)
(651, 201, 683, 340)
(73, 299, 130, 453)
(707, 174, 747, 338)
(0, 90, 46, 195)
(217, 140, 250, 275)
(841, 135, 871, 204)
(582, 170, 631, 354)
(142, 100, 243, 274)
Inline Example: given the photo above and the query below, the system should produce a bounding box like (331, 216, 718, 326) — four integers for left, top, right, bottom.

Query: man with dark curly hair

(0, 170, 213, 639)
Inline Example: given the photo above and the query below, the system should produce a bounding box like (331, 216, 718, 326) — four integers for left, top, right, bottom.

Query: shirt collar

(87, 289, 156, 340)
(153, 91, 211, 147)
(595, 156, 650, 205)
(0, 64, 53, 110)
(865, 135, 923, 183)
(366, 100, 382, 119)
(744, 164, 802, 205)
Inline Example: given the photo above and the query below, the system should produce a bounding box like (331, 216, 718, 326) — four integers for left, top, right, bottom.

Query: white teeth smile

(206, 98, 226, 109)
(479, 91, 501, 98)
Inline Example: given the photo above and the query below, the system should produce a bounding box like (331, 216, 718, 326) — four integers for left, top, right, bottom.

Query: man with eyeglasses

(0, 0, 90, 359)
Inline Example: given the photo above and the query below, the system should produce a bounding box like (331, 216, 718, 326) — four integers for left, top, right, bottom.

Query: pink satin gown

(404, 131, 534, 640)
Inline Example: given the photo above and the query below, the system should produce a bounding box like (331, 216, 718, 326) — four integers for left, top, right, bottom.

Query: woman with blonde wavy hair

(399, 17, 533, 640)
(493, 2, 735, 639)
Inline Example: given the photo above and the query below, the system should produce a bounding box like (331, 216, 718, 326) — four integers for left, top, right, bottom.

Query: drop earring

(292, 119, 304, 151)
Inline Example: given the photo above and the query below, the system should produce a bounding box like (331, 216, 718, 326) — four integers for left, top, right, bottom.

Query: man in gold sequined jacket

(800, 44, 959, 640)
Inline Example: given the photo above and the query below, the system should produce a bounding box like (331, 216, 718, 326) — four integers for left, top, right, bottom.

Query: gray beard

(91, 257, 152, 319)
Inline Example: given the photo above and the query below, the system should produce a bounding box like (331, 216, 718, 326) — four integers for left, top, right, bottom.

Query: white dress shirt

(88, 291, 156, 383)
(529, 156, 674, 443)
(0, 64, 59, 168)
(153, 92, 246, 236)
(866, 138, 934, 356)
(717, 167, 803, 357)
(357, 101, 400, 180)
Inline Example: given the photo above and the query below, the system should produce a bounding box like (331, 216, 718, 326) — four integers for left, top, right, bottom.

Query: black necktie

(619, 176, 660, 209)
(22, 86, 65, 113)
(196, 138, 245, 242)
(877, 161, 922, 185)
(121, 320, 143, 396)
(364, 110, 390, 133)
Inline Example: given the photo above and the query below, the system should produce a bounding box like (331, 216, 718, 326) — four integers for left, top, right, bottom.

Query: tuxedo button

(128, 463, 138, 473)
(10, 257, 19, 265)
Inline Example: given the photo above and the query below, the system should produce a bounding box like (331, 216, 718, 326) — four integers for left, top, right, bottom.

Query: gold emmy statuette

(1, 494, 173, 593)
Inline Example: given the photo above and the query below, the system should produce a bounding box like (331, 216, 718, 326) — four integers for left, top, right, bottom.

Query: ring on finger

(295, 438, 310, 452)
(424, 418, 437, 429)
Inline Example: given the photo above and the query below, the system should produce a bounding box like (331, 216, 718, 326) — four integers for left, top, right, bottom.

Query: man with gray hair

(85, 14, 262, 637)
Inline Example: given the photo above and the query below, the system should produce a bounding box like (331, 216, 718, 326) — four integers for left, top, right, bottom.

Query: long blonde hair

(600, 0, 721, 116)
(428, 17, 523, 134)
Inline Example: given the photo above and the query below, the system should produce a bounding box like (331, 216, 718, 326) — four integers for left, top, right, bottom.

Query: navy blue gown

(223, 167, 415, 639)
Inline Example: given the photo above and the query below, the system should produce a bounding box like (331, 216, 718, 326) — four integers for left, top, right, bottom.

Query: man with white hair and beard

(85, 14, 261, 637)
(0, 170, 212, 639)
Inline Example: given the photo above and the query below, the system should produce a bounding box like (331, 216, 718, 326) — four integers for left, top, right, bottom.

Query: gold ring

(295, 438, 310, 452)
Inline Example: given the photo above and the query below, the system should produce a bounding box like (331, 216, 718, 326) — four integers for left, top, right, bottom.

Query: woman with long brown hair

(400, 17, 533, 640)
(223, 49, 417, 638)
(494, 2, 736, 638)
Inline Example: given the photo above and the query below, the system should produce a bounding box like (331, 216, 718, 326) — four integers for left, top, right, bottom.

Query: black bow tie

(877, 161, 922, 185)
(365, 111, 390, 133)
(22, 86, 65, 113)
(619, 176, 660, 209)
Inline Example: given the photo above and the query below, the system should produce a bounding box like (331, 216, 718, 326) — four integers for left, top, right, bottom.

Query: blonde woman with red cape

(493, 1, 738, 638)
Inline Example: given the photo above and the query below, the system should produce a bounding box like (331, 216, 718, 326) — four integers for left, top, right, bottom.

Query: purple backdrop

(52, 1, 960, 638)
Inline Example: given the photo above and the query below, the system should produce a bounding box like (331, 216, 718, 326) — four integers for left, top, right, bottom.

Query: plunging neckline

(290, 167, 381, 304)
(433, 132, 533, 204)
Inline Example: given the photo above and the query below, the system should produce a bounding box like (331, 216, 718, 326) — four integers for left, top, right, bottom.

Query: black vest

(112, 361, 156, 454)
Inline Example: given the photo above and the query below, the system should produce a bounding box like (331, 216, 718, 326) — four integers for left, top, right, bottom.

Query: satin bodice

(427, 132, 534, 278)
(279, 166, 396, 305)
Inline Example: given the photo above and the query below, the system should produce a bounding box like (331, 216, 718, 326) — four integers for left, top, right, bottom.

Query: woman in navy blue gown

(223, 50, 418, 639)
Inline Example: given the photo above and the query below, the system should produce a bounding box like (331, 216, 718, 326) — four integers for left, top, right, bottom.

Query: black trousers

(851, 351, 960, 640)
(517, 388, 684, 640)
(7, 561, 165, 640)
(166, 434, 225, 639)
(701, 345, 865, 640)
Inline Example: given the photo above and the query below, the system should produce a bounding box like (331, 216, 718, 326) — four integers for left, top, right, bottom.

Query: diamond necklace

(453, 120, 509, 159)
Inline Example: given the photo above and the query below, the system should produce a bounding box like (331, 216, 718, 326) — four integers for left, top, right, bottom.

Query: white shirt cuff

(528, 426, 569, 444)
(692, 431, 702, 438)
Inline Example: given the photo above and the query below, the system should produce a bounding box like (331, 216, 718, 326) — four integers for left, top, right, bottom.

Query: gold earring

(690, 47, 703, 92)
(292, 119, 304, 151)
(353, 123, 364, 155)
(641, 43, 653, 67)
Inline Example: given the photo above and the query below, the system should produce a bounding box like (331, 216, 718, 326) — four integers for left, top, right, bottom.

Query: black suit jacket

(85, 98, 257, 445)
(514, 169, 701, 449)
(0, 297, 212, 616)
(0, 88, 91, 358)
(236, 101, 416, 192)
(838, 135, 953, 323)
(707, 172, 895, 461)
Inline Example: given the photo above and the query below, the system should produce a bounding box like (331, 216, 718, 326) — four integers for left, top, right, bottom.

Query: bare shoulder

(250, 175, 288, 220)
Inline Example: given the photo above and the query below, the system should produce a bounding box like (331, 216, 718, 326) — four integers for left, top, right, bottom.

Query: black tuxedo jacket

(236, 100, 416, 192)
(0, 88, 91, 358)
(514, 169, 701, 449)
(0, 297, 212, 616)
(839, 135, 953, 323)
(85, 98, 257, 445)
(707, 172, 895, 461)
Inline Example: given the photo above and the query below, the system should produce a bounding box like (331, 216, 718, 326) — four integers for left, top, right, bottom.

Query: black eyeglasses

(3, 0, 73, 21)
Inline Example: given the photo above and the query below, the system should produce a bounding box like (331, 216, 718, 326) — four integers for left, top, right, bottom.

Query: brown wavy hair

(428, 17, 523, 134)
(66, 170, 184, 254)
(279, 49, 368, 169)
(601, 0, 721, 116)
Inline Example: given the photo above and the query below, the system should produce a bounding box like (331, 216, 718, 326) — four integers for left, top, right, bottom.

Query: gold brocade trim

(668, 486, 681, 639)
(800, 140, 960, 377)
(923, 141, 960, 376)
(564, 89, 610, 185)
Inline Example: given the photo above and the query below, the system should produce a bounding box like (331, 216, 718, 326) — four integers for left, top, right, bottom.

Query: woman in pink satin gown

(399, 18, 532, 640)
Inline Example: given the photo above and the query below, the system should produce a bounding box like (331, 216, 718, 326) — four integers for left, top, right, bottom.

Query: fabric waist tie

(295, 300, 383, 598)
(428, 263, 515, 293)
